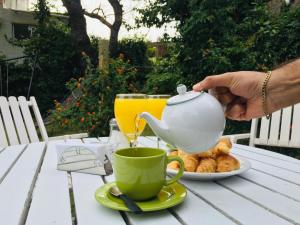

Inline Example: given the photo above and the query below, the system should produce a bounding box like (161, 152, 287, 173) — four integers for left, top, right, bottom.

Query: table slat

(0, 142, 46, 225)
(105, 174, 182, 225)
(232, 148, 300, 173)
(72, 173, 126, 225)
(234, 144, 300, 165)
(236, 156, 300, 185)
(219, 176, 300, 224)
(0, 145, 26, 182)
(82, 138, 101, 144)
(172, 190, 236, 225)
(181, 180, 292, 225)
(25, 140, 72, 225)
(128, 211, 182, 225)
(68, 138, 126, 225)
(240, 169, 300, 201)
(138, 137, 237, 225)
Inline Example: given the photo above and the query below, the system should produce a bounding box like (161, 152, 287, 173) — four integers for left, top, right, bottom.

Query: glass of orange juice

(147, 95, 171, 147)
(114, 94, 147, 147)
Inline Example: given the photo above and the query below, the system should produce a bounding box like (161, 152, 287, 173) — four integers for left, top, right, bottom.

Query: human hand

(193, 71, 275, 121)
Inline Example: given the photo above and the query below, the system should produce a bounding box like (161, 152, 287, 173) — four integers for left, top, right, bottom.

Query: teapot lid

(167, 84, 202, 105)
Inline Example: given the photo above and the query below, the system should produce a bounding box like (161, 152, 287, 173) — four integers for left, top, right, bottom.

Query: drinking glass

(147, 95, 171, 147)
(114, 94, 147, 147)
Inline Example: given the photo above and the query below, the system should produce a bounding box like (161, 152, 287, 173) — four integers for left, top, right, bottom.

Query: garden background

(1, 0, 299, 157)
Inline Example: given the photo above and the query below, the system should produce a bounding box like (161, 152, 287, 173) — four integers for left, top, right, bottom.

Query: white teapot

(140, 84, 226, 153)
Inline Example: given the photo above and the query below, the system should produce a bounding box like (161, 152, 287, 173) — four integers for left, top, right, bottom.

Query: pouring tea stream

(140, 85, 226, 154)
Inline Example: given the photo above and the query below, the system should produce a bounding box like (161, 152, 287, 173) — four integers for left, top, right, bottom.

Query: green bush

(143, 45, 182, 94)
(5, 1, 86, 115)
(22, 19, 82, 114)
(136, 1, 300, 135)
(50, 56, 138, 136)
(116, 38, 152, 91)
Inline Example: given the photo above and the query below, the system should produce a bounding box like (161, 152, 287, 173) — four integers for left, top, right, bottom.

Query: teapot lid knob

(177, 84, 187, 95)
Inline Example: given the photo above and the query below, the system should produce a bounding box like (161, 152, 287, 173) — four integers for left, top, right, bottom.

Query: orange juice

(114, 94, 147, 142)
(147, 95, 170, 119)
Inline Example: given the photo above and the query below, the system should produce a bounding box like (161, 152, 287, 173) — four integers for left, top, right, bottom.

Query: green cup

(113, 147, 184, 201)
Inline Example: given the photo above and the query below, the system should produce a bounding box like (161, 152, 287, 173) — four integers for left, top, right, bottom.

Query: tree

(61, 0, 98, 64)
(83, 0, 123, 57)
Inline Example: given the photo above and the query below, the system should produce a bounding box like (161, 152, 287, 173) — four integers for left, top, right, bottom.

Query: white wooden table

(1, 136, 300, 225)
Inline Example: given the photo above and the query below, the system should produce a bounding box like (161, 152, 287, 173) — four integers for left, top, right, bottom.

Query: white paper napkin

(55, 143, 114, 175)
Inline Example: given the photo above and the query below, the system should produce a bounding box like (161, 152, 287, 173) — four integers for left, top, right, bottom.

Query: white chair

(231, 103, 300, 148)
(0, 96, 88, 147)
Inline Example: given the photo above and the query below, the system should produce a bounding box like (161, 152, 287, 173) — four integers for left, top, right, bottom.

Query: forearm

(268, 59, 300, 112)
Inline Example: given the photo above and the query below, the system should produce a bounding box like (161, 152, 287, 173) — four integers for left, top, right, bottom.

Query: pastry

(215, 137, 232, 154)
(177, 149, 199, 172)
(196, 158, 217, 173)
(198, 148, 214, 158)
(169, 150, 178, 156)
(167, 150, 180, 170)
(167, 161, 180, 170)
(168, 137, 238, 173)
(216, 154, 240, 172)
(183, 155, 198, 172)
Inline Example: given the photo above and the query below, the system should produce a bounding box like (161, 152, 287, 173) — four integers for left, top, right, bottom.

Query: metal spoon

(109, 186, 143, 214)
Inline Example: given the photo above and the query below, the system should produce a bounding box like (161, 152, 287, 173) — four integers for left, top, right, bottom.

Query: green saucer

(95, 182, 187, 212)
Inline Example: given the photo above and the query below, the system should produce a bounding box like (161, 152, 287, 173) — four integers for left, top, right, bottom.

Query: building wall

(3, 0, 30, 11)
(0, 8, 36, 58)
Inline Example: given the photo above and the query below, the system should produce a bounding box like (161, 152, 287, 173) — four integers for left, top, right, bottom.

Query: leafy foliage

(143, 44, 182, 94)
(5, 0, 85, 114)
(136, 0, 300, 134)
(51, 56, 138, 136)
(116, 38, 152, 90)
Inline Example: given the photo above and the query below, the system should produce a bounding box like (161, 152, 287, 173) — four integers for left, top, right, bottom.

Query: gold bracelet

(262, 71, 272, 119)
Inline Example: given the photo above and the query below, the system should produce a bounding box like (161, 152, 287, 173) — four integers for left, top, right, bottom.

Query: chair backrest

(0, 96, 48, 147)
(249, 103, 300, 148)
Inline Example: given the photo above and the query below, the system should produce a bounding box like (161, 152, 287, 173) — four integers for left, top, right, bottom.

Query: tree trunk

(108, 0, 123, 58)
(61, 0, 98, 65)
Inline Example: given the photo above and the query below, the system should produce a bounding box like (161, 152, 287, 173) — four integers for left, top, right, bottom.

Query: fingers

(225, 98, 248, 121)
(193, 73, 234, 91)
(209, 87, 236, 106)
(225, 103, 247, 121)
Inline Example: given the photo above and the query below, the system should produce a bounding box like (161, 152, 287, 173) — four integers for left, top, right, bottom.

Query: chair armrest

(69, 133, 89, 139)
(223, 133, 250, 143)
(48, 133, 88, 141)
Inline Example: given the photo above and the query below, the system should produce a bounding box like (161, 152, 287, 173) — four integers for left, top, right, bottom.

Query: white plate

(167, 155, 251, 181)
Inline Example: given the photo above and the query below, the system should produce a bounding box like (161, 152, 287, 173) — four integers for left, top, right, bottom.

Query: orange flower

(64, 119, 69, 125)
(75, 102, 80, 107)
(87, 112, 91, 115)
(77, 82, 81, 89)
(80, 117, 85, 123)
(116, 67, 125, 75)
(92, 112, 95, 115)
(119, 53, 125, 60)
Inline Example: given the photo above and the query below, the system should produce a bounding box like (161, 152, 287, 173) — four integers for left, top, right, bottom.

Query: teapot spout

(140, 112, 175, 147)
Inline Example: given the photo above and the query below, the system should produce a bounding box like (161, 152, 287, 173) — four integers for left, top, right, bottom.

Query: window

(12, 23, 36, 40)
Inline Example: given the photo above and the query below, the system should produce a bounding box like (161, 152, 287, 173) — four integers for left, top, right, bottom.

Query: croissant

(216, 154, 240, 172)
(219, 137, 232, 148)
(196, 158, 217, 173)
(168, 161, 180, 170)
(215, 138, 232, 154)
(169, 150, 178, 156)
(198, 148, 214, 158)
(176, 149, 199, 172)
(183, 156, 198, 172)
(167, 150, 180, 170)
(178, 149, 186, 158)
